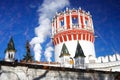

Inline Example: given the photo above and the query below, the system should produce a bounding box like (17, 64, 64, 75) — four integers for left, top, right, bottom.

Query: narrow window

(8, 53, 10, 58)
(11, 54, 13, 59)
(85, 20, 88, 27)
(72, 17, 78, 26)
(60, 20, 64, 27)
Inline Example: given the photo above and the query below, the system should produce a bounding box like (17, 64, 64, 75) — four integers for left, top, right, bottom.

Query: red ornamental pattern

(53, 30, 94, 45)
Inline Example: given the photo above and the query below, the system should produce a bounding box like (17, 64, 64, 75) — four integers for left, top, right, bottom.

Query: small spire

(74, 41, 85, 58)
(59, 43, 70, 57)
(5, 36, 16, 53)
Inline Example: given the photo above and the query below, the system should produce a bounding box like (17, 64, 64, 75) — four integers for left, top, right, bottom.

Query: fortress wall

(0, 66, 117, 80)
(88, 60, 120, 71)
(0, 62, 119, 80)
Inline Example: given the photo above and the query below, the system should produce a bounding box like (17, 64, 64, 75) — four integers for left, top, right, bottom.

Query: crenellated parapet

(88, 60, 120, 71)
(95, 53, 120, 63)
(87, 53, 120, 71)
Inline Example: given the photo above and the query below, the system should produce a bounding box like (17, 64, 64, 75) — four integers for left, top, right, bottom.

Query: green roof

(59, 43, 70, 57)
(5, 37, 16, 53)
(74, 41, 85, 58)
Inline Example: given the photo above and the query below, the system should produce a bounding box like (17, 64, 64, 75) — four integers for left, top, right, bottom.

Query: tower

(52, 8, 96, 63)
(4, 37, 16, 62)
(74, 41, 85, 68)
(59, 43, 71, 67)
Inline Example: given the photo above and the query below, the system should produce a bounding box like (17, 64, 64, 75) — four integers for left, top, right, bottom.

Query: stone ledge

(0, 61, 119, 74)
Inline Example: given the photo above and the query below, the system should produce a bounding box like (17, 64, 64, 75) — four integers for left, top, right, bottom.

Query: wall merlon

(95, 53, 120, 63)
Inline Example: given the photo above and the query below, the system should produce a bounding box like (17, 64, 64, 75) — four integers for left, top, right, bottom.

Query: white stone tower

(5, 37, 16, 62)
(52, 8, 96, 63)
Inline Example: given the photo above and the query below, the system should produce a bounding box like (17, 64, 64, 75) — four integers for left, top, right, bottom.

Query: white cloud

(45, 43, 54, 62)
(33, 43, 41, 61)
(30, 0, 69, 61)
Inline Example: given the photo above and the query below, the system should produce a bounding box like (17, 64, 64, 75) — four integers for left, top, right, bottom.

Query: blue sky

(0, 0, 120, 61)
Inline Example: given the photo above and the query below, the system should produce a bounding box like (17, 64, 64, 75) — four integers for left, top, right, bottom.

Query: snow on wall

(0, 65, 118, 80)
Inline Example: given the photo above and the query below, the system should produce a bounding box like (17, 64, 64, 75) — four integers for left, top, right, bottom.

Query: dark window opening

(85, 20, 88, 27)
(60, 20, 64, 27)
(8, 53, 10, 58)
(72, 17, 78, 26)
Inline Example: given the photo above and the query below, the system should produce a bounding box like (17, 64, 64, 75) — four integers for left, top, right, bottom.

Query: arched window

(85, 20, 88, 27)
(8, 53, 10, 58)
(72, 17, 78, 26)
(60, 19, 64, 27)
(11, 54, 13, 59)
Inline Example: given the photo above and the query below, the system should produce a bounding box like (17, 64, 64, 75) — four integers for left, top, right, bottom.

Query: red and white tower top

(52, 8, 96, 63)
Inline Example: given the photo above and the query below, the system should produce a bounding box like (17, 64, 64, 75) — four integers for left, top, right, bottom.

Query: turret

(4, 37, 16, 62)
(59, 43, 71, 67)
(52, 8, 96, 63)
(74, 41, 85, 68)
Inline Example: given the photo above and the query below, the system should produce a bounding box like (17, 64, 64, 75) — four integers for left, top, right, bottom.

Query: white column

(77, 33, 78, 40)
(91, 18, 94, 32)
(88, 33, 90, 41)
(66, 34, 68, 42)
(85, 33, 87, 40)
(81, 33, 83, 40)
(82, 11, 85, 29)
(70, 10, 72, 29)
(78, 10, 81, 28)
(64, 11, 67, 29)
(54, 17, 56, 34)
(52, 20, 54, 36)
(88, 15, 90, 28)
(57, 16, 60, 32)
(61, 35, 64, 42)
